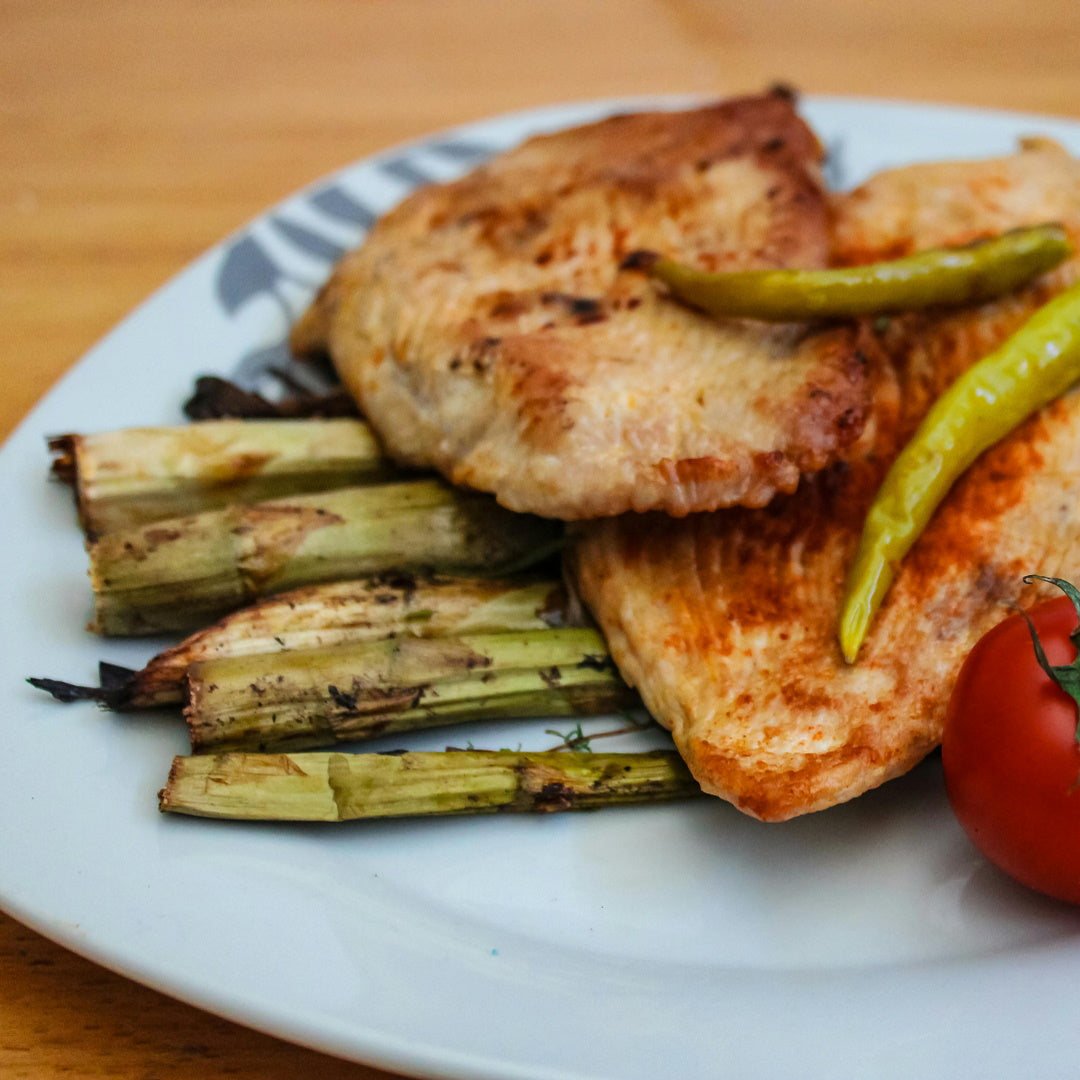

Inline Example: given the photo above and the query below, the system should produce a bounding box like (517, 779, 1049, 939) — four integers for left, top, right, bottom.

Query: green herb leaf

(545, 723, 591, 752)
(1020, 575, 1080, 744)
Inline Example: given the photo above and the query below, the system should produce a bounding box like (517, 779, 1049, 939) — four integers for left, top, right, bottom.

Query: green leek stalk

(184, 627, 635, 752)
(87, 480, 564, 636)
(159, 749, 700, 820)
(33, 574, 577, 709)
(50, 418, 396, 537)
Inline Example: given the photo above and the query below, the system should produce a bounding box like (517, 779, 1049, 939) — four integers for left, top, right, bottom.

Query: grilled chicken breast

(292, 92, 870, 519)
(572, 140, 1080, 820)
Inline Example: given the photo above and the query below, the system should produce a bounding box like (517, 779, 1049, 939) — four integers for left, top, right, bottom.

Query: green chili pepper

(637, 224, 1070, 321)
(839, 277, 1080, 664)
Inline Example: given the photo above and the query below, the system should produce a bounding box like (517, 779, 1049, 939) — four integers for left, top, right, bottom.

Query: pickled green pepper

(839, 277, 1080, 663)
(638, 224, 1070, 321)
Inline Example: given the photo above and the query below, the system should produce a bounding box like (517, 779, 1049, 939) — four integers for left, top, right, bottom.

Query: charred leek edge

(87, 479, 564, 636)
(30, 574, 578, 709)
(50, 418, 397, 537)
(184, 626, 635, 753)
(159, 749, 700, 820)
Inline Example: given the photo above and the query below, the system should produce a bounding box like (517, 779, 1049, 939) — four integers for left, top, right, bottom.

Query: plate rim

(6, 92, 1080, 1080)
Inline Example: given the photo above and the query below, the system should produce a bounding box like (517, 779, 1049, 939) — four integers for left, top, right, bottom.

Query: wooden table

(4, 1, 1080, 1076)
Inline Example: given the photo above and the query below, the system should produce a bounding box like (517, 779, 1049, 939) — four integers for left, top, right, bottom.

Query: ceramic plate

(4, 97, 1080, 1080)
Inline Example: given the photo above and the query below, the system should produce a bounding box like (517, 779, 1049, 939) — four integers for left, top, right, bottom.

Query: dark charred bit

(535, 290, 609, 325)
(46, 435, 77, 487)
(465, 337, 502, 376)
(100, 661, 136, 691)
(762, 136, 786, 152)
(540, 292, 603, 318)
(567, 297, 604, 322)
(183, 376, 281, 419)
(350, 683, 430, 713)
(183, 375, 360, 420)
(27, 660, 139, 709)
(27, 676, 95, 704)
(767, 82, 799, 103)
(534, 781, 575, 813)
(619, 250, 661, 273)
(578, 653, 617, 673)
(265, 376, 359, 417)
(27, 673, 131, 710)
(835, 406, 862, 435)
(809, 459, 852, 507)
(327, 685, 359, 711)
(539, 665, 563, 688)
(368, 569, 421, 601)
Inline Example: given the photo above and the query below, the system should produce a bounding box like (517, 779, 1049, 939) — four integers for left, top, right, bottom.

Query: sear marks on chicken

(291, 91, 871, 520)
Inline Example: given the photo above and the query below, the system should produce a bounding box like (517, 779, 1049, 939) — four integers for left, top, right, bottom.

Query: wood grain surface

(4, 1, 1080, 1076)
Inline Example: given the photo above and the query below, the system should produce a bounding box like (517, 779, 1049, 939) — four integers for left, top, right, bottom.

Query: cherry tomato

(942, 592, 1080, 904)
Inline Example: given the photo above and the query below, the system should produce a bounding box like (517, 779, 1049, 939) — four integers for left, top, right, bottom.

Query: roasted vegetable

(87, 480, 564, 635)
(182, 375, 359, 421)
(50, 418, 395, 536)
(634, 224, 1070, 321)
(840, 278, 1080, 661)
(31, 574, 577, 709)
(159, 749, 700, 820)
(184, 627, 634, 752)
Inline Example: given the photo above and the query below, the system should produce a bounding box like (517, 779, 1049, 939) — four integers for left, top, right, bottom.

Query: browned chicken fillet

(291, 92, 870, 519)
(572, 140, 1080, 821)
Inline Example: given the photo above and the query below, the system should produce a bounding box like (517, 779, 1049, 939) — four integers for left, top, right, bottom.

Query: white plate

(4, 96, 1080, 1080)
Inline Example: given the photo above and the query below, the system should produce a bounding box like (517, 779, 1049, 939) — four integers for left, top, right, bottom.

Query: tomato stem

(1020, 575, 1080, 746)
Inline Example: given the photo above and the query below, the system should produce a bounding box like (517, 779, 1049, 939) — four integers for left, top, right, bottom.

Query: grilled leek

(160, 749, 699, 820)
(88, 480, 563, 635)
(32, 574, 579, 708)
(184, 627, 634, 752)
(51, 418, 396, 536)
